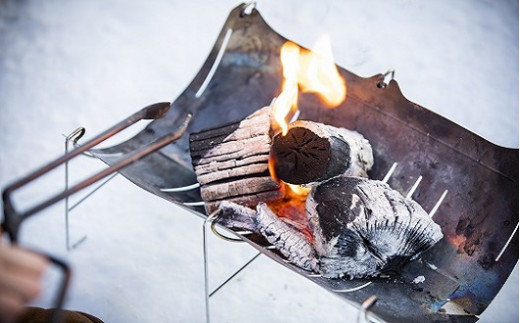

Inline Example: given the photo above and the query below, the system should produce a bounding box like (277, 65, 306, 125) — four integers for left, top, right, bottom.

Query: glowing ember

(269, 155, 311, 196)
(287, 183, 311, 195)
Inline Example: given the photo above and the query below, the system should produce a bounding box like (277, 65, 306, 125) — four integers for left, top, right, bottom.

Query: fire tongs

(1, 102, 191, 322)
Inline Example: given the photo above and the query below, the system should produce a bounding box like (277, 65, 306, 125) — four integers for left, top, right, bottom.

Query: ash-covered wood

(190, 107, 282, 212)
(270, 120, 373, 184)
(307, 176, 444, 278)
(216, 201, 318, 271)
(214, 176, 443, 279)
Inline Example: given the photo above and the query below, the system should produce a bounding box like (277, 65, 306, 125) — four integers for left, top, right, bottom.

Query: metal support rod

(202, 210, 262, 322)
(405, 175, 422, 199)
(495, 222, 519, 262)
(382, 162, 397, 184)
(209, 252, 261, 297)
(65, 128, 89, 250)
(202, 211, 219, 323)
(67, 173, 118, 213)
(203, 218, 211, 323)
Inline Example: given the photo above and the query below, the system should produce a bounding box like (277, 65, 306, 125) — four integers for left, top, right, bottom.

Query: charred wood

(214, 176, 443, 279)
(307, 176, 443, 278)
(189, 107, 282, 212)
(269, 120, 373, 185)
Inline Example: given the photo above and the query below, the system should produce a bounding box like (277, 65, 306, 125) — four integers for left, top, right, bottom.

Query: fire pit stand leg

(63, 127, 120, 251)
(201, 211, 262, 323)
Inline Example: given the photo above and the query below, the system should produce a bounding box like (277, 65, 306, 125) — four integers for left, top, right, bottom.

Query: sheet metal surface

(92, 4, 518, 322)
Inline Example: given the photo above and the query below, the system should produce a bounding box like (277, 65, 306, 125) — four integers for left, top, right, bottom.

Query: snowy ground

(0, 1, 518, 322)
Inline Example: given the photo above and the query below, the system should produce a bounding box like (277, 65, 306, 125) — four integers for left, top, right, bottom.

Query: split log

(269, 120, 373, 185)
(189, 107, 282, 212)
(306, 176, 443, 278)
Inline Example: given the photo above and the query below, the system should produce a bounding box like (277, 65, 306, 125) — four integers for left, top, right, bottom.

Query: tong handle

(42, 253, 72, 323)
(1, 102, 190, 323)
(1, 102, 177, 241)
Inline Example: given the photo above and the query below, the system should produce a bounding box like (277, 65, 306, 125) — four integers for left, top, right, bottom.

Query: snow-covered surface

(0, 0, 518, 322)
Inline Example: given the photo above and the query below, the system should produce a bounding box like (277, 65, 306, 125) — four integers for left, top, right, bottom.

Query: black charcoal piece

(270, 120, 373, 185)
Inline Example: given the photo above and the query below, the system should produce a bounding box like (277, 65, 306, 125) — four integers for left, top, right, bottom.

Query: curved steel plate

(92, 4, 518, 322)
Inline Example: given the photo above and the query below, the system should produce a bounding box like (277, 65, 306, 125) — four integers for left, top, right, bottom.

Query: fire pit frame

(91, 3, 518, 322)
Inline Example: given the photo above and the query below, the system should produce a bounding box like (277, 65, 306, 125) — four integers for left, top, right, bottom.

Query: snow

(0, 0, 517, 322)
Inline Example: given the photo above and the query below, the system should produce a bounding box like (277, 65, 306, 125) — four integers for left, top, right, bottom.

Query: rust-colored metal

(74, 3, 517, 322)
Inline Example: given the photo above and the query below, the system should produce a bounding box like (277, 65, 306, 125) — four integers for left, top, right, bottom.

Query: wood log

(189, 107, 282, 212)
(269, 120, 373, 185)
(306, 176, 443, 278)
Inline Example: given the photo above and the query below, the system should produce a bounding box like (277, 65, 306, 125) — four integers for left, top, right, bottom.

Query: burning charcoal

(306, 176, 443, 278)
(216, 201, 319, 271)
(256, 203, 319, 271)
(215, 176, 443, 279)
(269, 120, 373, 185)
(190, 107, 282, 212)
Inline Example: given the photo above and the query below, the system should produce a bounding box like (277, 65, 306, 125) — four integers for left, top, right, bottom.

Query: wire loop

(377, 69, 395, 88)
(240, 1, 256, 17)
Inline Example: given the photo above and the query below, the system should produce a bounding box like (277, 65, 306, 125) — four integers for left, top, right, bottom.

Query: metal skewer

(406, 175, 423, 199)
(429, 189, 448, 217)
(161, 183, 200, 192)
(382, 162, 398, 184)
(495, 222, 519, 262)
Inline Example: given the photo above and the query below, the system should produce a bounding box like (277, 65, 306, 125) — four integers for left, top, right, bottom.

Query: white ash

(216, 176, 443, 279)
(413, 275, 426, 284)
(257, 203, 319, 272)
(190, 107, 282, 212)
(307, 176, 443, 278)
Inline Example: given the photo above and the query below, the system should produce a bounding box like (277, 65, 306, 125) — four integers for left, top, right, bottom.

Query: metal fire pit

(88, 3, 517, 322)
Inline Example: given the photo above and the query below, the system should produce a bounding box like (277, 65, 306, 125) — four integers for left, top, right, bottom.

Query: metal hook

(240, 1, 257, 17)
(377, 69, 395, 88)
(66, 127, 86, 145)
(203, 209, 248, 243)
(357, 295, 378, 323)
(63, 127, 95, 158)
(210, 220, 248, 242)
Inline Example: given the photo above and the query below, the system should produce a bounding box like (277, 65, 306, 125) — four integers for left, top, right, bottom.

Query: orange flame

(269, 155, 310, 196)
(271, 35, 346, 136)
(297, 35, 346, 107)
(271, 42, 300, 136)
(287, 183, 311, 195)
(269, 35, 346, 197)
